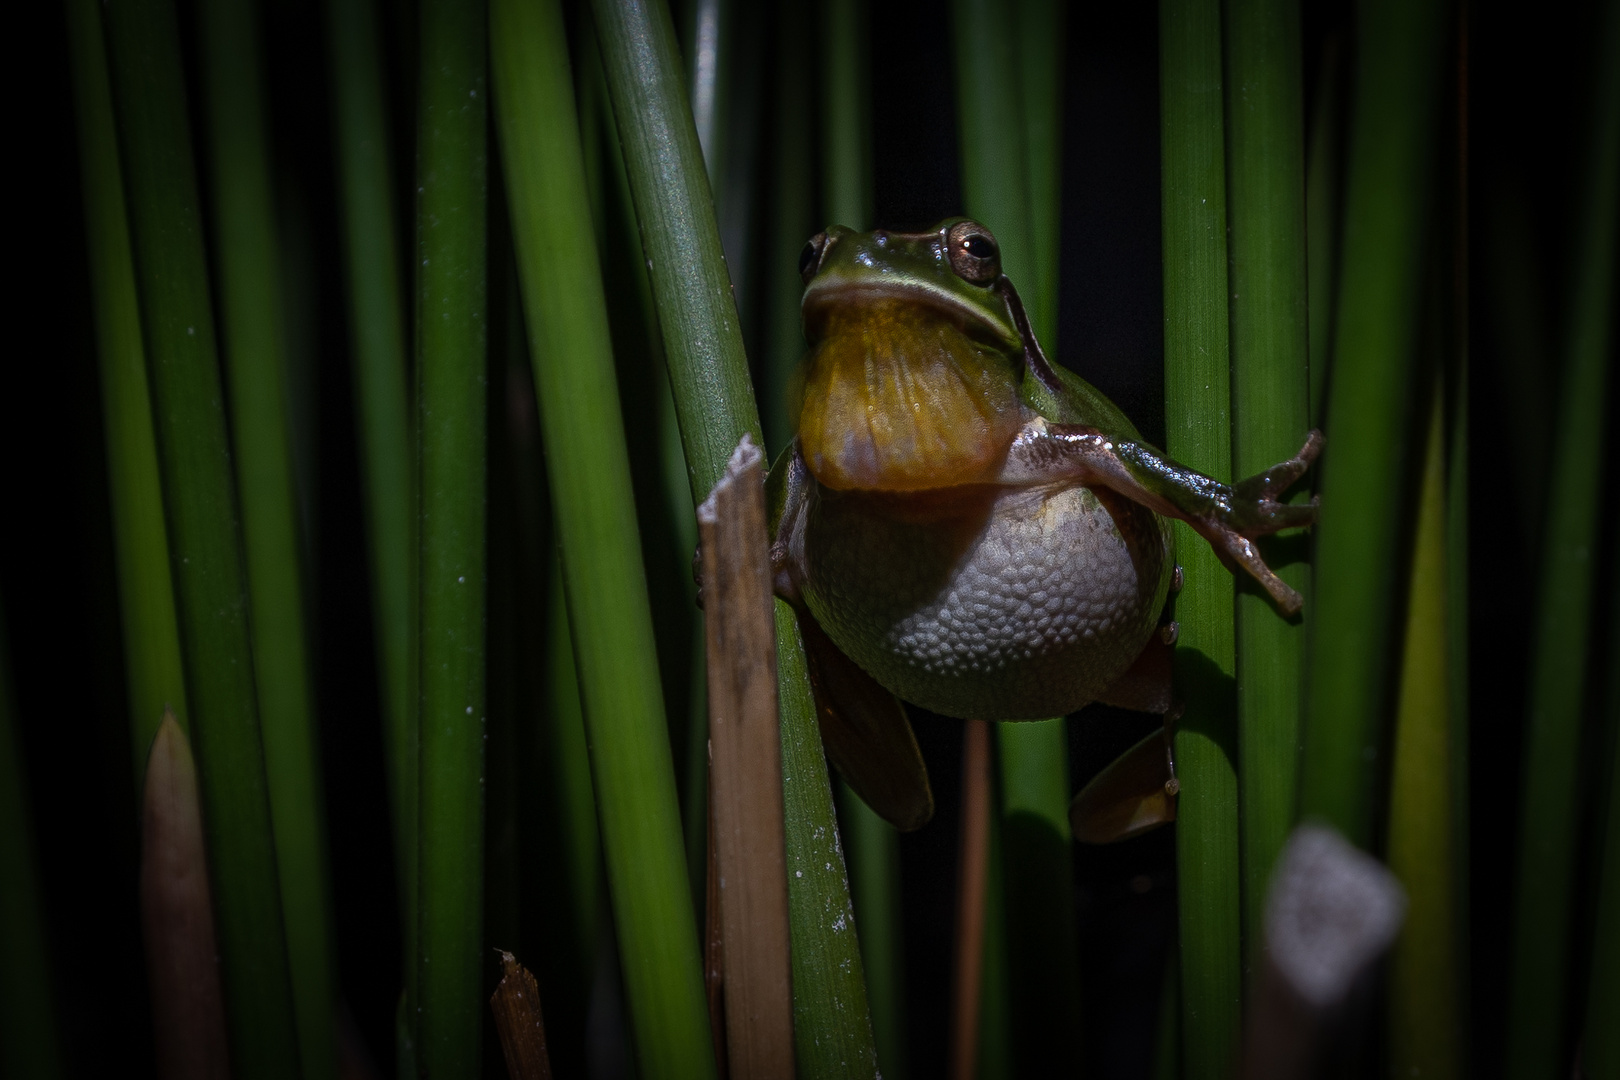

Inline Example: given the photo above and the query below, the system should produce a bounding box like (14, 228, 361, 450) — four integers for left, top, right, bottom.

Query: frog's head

(794, 219, 1031, 493)
(799, 220, 1023, 352)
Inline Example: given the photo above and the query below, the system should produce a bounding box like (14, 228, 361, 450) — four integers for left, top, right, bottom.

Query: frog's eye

(799, 233, 828, 284)
(946, 220, 1001, 285)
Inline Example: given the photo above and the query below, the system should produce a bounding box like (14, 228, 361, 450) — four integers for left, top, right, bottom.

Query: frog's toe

(1234, 430, 1324, 504)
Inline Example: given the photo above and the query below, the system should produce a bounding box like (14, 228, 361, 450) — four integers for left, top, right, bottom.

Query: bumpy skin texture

(797, 479, 1171, 720)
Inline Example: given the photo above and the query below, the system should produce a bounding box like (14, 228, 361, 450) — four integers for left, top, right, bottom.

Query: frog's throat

(797, 302, 1025, 492)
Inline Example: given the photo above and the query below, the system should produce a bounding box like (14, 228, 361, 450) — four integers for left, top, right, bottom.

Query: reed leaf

(1387, 380, 1461, 1080)
(492, 0, 712, 1071)
(1222, 0, 1310, 959)
(101, 0, 301, 1070)
(589, 0, 880, 1070)
(1505, 5, 1620, 1073)
(197, 1, 336, 1072)
(65, 0, 189, 783)
(1159, 0, 1241, 1072)
(414, 0, 487, 1071)
(1298, 0, 1446, 848)
(323, 0, 415, 919)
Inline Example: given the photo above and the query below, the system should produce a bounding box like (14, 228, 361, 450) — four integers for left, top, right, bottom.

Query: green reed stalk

(197, 2, 336, 1073)
(1298, 0, 1446, 848)
(820, 0, 872, 233)
(1017, 0, 1064, 353)
(0, 596, 61, 1079)
(492, 0, 711, 1072)
(1303, 45, 1341, 429)
(1222, 0, 1310, 959)
(1506, 6, 1620, 1073)
(1387, 382, 1461, 1080)
(101, 1, 300, 1072)
(65, 0, 189, 782)
(414, 0, 487, 1072)
(324, 0, 415, 917)
(1160, 0, 1241, 1072)
(590, 1, 880, 1070)
(954, 2, 1079, 1068)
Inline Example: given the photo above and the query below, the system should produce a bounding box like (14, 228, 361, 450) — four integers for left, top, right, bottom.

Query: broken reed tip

(698, 434, 765, 524)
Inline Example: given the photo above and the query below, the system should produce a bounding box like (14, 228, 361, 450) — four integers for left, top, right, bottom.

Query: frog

(763, 218, 1320, 836)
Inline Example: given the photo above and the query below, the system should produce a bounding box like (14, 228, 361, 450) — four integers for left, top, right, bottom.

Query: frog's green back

(1020, 360, 1146, 443)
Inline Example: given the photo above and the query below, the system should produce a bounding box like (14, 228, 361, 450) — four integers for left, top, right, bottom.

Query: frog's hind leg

(797, 608, 935, 831)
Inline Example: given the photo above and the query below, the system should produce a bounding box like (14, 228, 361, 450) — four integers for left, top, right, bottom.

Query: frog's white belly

(800, 481, 1170, 720)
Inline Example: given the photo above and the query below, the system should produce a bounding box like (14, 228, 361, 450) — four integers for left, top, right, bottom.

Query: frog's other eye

(946, 220, 1001, 285)
(800, 233, 829, 284)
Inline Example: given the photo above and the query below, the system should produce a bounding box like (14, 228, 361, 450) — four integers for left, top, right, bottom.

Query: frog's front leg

(1000, 420, 1322, 615)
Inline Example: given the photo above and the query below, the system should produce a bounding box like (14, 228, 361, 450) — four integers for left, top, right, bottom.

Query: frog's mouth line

(801, 278, 1022, 350)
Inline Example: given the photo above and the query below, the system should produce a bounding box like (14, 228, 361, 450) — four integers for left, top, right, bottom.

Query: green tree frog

(762, 219, 1318, 835)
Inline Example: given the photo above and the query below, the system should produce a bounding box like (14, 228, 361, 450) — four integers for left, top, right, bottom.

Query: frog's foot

(1003, 423, 1322, 616)
(1229, 431, 1323, 536)
(1070, 707, 1181, 844)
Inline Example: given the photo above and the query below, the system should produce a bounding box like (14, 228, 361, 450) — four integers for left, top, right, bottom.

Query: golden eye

(946, 220, 1001, 285)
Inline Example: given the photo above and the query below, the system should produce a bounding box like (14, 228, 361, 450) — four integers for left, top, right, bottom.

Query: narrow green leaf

(323, 0, 416, 925)
(65, 0, 189, 783)
(1387, 381, 1461, 1080)
(1221, 0, 1310, 959)
(101, 0, 300, 1070)
(196, 1, 336, 1072)
(820, 0, 873, 234)
(590, 0, 880, 1069)
(1506, 4, 1620, 1073)
(414, 0, 487, 1072)
(776, 607, 882, 1077)
(1298, 0, 1446, 848)
(1159, 0, 1241, 1072)
(491, 0, 712, 1072)
(1303, 43, 1341, 430)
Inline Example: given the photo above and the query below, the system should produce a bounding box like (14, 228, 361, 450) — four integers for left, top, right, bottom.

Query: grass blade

(1017, 0, 1064, 352)
(196, 1, 336, 1072)
(1303, 43, 1341, 430)
(64, 0, 189, 784)
(1159, 0, 1241, 1072)
(1297, 0, 1447, 848)
(323, 0, 415, 918)
(820, 0, 873, 234)
(1221, 0, 1310, 958)
(414, 0, 488, 1071)
(101, 0, 301, 1070)
(1505, 4, 1620, 1072)
(0, 596, 62, 1079)
(1387, 380, 1461, 1080)
(491, 0, 712, 1071)
(589, 0, 880, 1070)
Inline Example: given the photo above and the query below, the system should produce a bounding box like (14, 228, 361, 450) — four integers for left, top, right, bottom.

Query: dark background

(6, 0, 1614, 1076)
